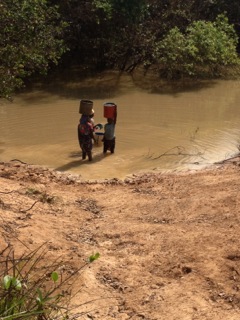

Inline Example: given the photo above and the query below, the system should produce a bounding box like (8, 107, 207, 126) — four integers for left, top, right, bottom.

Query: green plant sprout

(0, 244, 100, 320)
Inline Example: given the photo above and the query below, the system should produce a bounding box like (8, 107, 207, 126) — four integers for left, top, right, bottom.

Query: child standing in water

(103, 117, 116, 154)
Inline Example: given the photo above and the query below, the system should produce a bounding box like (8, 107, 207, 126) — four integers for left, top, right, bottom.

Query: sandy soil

(1, 158, 240, 320)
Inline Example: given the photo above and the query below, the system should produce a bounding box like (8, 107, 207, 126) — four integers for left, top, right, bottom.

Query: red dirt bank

(1, 159, 240, 320)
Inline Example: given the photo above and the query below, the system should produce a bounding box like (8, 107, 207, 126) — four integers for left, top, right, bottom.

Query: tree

(94, 0, 148, 70)
(46, 0, 240, 74)
(0, 0, 67, 99)
(153, 14, 239, 79)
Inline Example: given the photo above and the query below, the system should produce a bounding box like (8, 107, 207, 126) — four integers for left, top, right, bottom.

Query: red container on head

(104, 102, 117, 119)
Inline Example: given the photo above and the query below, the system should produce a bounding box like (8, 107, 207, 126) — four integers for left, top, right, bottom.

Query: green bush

(0, 244, 99, 320)
(154, 14, 240, 79)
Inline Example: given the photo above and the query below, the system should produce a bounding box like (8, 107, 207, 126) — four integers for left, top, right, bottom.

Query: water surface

(1, 71, 240, 179)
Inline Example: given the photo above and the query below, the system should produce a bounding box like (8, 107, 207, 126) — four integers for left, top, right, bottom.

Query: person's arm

(88, 122, 96, 142)
(90, 130, 96, 141)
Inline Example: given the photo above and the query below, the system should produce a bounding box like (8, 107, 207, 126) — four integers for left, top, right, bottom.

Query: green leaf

(88, 252, 100, 263)
(3, 275, 22, 290)
(3, 275, 12, 290)
(36, 288, 43, 304)
(51, 271, 59, 282)
(12, 277, 22, 290)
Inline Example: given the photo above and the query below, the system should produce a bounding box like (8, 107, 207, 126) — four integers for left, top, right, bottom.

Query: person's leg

(85, 136, 93, 161)
(87, 151, 92, 161)
(80, 137, 87, 160)
(110, 138, 115, 153)
(103, 141, 108, 153)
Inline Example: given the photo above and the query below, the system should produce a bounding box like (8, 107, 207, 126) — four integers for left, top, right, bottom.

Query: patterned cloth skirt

(79, 135, 93, 153)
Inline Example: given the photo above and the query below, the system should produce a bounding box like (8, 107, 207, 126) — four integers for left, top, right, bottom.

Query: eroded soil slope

(1, 160, 240, 320)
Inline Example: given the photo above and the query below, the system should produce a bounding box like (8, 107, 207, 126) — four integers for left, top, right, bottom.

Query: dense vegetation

(1, 0, 240, 98)
(0, 0, 67, 98)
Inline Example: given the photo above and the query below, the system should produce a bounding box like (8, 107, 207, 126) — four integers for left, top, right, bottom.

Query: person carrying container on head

(103, 109, 117, 154)
(78, 110, 96, 161)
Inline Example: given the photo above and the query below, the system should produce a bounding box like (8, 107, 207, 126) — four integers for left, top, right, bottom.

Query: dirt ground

(1, 158, 240, 320)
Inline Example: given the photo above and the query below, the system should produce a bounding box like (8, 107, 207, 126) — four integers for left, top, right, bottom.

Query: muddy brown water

(1, 71, 240, 180)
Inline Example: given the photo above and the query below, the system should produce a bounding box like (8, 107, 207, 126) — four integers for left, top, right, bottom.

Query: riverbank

(1, 159, 240, 319)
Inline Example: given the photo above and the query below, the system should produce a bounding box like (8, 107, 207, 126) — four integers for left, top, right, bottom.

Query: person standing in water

(78, 112, 95, 161)
(103, 117, 116, 154)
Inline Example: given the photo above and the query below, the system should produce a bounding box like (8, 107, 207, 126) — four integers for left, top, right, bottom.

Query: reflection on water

(0, 70, 240, 180)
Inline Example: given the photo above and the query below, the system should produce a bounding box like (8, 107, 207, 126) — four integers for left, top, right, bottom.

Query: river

(1, 70, 240, 180)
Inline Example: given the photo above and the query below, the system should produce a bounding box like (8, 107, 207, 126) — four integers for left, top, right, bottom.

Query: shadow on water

(148, 81, 218, 96)
(17, 65, 222, 103)
(131, 69, 220, 95)
(55, 150, 107, 172)
(19, 68, 125, 102)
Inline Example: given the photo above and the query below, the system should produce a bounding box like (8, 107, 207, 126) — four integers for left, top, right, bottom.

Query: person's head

(107, 118, 114, 124)
(89, 109, 94, 118)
